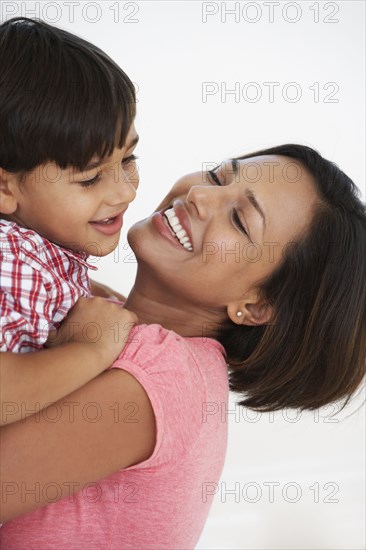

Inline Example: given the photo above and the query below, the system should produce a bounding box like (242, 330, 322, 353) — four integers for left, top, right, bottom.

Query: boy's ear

(227, 292, 274, 326)
(0, 168, 19, 215)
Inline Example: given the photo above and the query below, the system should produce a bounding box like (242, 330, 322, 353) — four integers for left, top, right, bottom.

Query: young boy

(0, 17, 139, 425)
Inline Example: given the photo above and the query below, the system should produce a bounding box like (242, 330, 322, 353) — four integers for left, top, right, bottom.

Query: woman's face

(128, 154, 320, 314)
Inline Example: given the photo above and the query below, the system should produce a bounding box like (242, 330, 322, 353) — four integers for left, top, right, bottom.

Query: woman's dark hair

(219, 144, 366, 413)
(0, 17, 136, 177)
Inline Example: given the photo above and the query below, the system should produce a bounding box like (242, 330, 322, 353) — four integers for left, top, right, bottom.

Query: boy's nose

(107, 168, 138, 206)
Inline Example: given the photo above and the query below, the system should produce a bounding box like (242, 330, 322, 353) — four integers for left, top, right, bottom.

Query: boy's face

(2, 124, 139, 256)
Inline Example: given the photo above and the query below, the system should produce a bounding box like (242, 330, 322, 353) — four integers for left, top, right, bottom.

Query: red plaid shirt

(0, 220, 97, 352)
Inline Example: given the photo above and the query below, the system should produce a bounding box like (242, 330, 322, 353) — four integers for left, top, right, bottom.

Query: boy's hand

(89, 279, 126, 302)
(46, 297, 138, 365)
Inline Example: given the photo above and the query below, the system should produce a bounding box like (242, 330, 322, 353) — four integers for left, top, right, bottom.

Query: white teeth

(163, 207, 193, 251)
(165, 209, 175, 219)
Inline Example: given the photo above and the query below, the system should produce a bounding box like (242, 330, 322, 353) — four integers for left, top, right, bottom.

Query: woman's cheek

(154, 174, 202, 212)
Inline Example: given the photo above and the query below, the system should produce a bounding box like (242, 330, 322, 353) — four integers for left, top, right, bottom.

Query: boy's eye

(80, 155, 138, 188)
(122, 154, 138, 165)
(80, 173, 101, 188)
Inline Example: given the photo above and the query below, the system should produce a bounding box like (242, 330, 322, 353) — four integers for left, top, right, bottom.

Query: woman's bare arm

(0, 368, 156, 523)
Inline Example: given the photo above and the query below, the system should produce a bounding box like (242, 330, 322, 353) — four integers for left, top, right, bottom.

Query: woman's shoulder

(115, 322, 226, 370)
(110, 323, 228, 472)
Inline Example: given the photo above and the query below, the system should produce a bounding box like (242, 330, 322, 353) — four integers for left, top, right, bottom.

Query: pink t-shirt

(1, 324, 229, 549)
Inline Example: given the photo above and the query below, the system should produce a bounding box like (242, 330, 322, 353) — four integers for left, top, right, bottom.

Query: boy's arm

(0, 297, 137, 426)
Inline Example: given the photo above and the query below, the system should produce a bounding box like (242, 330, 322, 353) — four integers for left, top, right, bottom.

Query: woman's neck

(123, 286, 223, 338)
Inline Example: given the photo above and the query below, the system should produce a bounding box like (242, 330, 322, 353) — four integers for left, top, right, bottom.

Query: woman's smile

(151, 200, 194, 253)
(163, 209, 193, 250)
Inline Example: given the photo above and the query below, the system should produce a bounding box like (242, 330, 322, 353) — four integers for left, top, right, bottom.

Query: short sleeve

(0, 255, 54, 352)
(1, 222, 92, 352)
(110, 324, 207, 471)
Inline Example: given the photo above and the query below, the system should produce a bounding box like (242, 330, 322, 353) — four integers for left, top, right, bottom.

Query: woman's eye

(233, 209, 248, 237)
(207, 170, 222, 186)
(80, 173, 102, 188)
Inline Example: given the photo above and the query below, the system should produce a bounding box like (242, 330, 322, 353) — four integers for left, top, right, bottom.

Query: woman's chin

(127, 218, 155, 258)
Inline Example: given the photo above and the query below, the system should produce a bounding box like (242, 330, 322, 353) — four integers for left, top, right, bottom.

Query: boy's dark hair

(0, 17, 136, 177)
(219, 144, 366, 413)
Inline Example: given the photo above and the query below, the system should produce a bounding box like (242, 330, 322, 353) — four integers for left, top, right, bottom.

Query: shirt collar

(0, 219, 98, 271)
(58, 245, 98, 271)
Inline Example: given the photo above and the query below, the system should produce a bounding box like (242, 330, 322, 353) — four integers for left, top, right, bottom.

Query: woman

(1, 145, 365, 549)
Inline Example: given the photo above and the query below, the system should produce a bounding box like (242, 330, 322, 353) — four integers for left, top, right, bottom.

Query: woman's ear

(227, 295, 274, 326)
(0, 168, 19, 215)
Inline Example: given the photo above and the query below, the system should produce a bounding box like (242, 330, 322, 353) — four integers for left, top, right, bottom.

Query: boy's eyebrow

(127, 134, 140, 150)
(82, 135, 140, 171)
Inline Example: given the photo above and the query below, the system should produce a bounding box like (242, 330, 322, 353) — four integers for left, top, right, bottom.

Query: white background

(3, 1, 365, 548)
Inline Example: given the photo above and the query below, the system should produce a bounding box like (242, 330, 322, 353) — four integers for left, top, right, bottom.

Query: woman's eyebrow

(231, 159, 266, 231)
(245, 188, 266, 231)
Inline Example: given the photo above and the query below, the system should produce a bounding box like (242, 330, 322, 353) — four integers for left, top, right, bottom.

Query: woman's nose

(186, 183, 224, 221)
